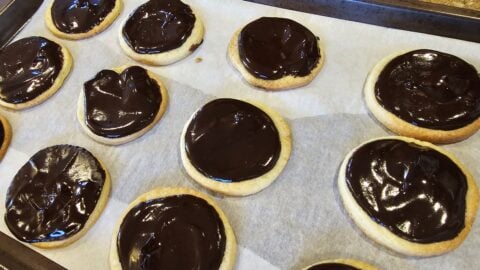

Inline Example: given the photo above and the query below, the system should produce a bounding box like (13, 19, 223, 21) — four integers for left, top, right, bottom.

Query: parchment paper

(0, 0, 479, 269)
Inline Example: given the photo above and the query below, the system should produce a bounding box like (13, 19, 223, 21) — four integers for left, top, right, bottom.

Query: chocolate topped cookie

(338, 137, 479, 256)
(5, 145, 110, 248)
(228, 17, 324, 90)
(110, 188, 237, 270)
(46, 0, 122, 39)
(303, 259, 377, 270)
(0, 36, 72, 109)
(365, 50, 480, 143)
(78, 66, 168, 145)
(119, 0, 204, 65)
(181, 99, 291, 196)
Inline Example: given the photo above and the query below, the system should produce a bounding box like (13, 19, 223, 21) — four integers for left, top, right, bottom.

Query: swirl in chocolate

(5, 145, 106, 243)
(345, 139, 467, 243)
(51, 0, 116, 34)
(185, 99, 281, 182)
(83, 66, 162, 138)
(0, 37, 63, 104)
(122, 0, 196, 54)
(117, 195, 226, 270)
(375, 49, 480, 130)
(308, 263, 359, 270)
(238, 17, 320, 80)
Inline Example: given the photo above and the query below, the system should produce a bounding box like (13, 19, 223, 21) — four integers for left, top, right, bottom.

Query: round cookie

(364, 49, 480, 144)
(119, 0, 204, 65)
(110, 187, 236, 270)
(4, 145, 110, 248)
(0, 114, 12, 161)
(0, 36, 72, 110)
(228, 17, 325, 90)
(180, 98, 291, 196)
(338, 136, 479, 257)
(77, 65, 168, 145)
(302, 259, 378, 270)
(45, 0, 123, 40)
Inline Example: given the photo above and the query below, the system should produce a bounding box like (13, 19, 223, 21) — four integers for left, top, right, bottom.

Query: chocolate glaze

(51, 0, 116, 34)
(5, 145, 106, 243)
(185, 98, 281, 182)
(345, 139, 467, 243)
(84, 66, 162, 138)
(0, 37, 64, 104)
(308, 263, 359, 270)
(117, 195, 226, 270)
(122, 0, 196, 54)
(375, 49, 480, 130)
(238, 17, 320, 80)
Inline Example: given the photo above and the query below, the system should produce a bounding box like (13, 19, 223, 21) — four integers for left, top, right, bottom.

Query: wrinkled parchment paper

(0, 0, 479, 269)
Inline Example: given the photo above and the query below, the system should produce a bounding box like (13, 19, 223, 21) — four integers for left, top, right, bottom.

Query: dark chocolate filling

(238, 17, 320, 80)
(117, 195, 226, 270)
(83, 66, 162, 138)
(122, 0, 196, 54)
(0, 37, 64, 104)
(185, 98, 281, 182)
(51, 0, 116, 34)
(345, 139, 467, 243)
(308, 263, 359, 270)
(5, 145, 106, 243)
(375, 49, 480, 130)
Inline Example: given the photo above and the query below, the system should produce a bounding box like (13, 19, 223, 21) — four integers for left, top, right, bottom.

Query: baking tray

(245, 0, 480, 43)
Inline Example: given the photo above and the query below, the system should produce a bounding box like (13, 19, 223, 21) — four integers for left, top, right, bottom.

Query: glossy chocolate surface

(375, 49, 480, 130)
(117, 195, 226, 270)
(84, 66, 162, 138)
(308, 263, 359, 270)
(346, 139, 467, 243)
(122, 0, 196, 54)
(51, 0, 116, 34)
(238, 17, 320, 80)
(0, 37, 63, 104)
(5, 145, 106, 243)
(185, 98, 281, 182)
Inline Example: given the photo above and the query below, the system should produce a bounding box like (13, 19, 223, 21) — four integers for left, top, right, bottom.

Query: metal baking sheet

(245, 0, 480, 43)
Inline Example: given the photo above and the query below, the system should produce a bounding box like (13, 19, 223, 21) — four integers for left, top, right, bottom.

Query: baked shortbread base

(0, 43, 72, 110)
(302, 259, 378, 270)
(338, 136, 479, 257)
(180, 99, 292, 196)
(118, 7, 204, 66)
(45, 0, 123, 40)
(228, 29, 325, 90)
(364, 50, 480, 144)
(109, 187, 237, 270)
(32, 158, 111, 249)
(0, 114, 12, 161)
(77, 66, 168, 145)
